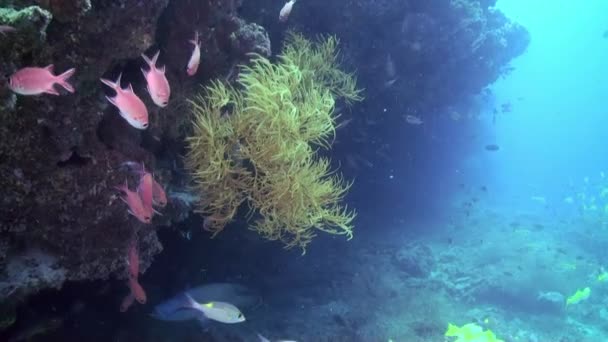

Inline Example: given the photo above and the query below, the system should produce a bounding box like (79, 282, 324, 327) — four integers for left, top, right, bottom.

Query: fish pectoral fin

(105, 95, 118, 107)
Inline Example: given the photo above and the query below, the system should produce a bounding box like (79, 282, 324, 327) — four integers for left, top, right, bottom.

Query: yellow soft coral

(186, 32, 362, 252)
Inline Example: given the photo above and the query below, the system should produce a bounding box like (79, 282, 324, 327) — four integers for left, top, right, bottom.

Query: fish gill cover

(186, 32, 362, 252)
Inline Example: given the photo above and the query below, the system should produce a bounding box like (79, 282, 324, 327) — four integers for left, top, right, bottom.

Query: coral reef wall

(0, 0, 269, 303)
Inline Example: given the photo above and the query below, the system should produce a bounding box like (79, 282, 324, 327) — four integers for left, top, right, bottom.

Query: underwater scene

(0, 0, 607, 341)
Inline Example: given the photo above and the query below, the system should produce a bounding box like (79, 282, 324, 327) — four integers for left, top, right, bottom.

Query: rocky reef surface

(0, 0, 270, 307)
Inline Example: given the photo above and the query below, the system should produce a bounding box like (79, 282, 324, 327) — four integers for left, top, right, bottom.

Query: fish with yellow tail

(181, 293, 245, 324)
(279, 0, 297, 22)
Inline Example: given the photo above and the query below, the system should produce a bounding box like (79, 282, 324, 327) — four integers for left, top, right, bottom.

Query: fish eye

(142, 123, 149, 128)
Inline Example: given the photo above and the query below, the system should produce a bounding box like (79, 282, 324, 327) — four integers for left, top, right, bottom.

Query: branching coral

(186, 32, 362, 251)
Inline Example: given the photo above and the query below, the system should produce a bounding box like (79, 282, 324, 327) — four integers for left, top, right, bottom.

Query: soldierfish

(120, 293, 135, 312)
(119, 161, 167, 208)
(127, 242, 140, 279)
(128, 277, 147, 304)
(9, 65, 76, 96)
(141, 51, 170, 107)
(115, 181, 151, 224)
(137, 172, 155, 217)
(100, 74, 149, 130)
(186, 31, 201, 76)
(279, 0, 297, 22)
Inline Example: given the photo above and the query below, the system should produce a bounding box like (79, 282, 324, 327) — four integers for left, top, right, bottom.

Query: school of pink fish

(6, 29, 205, 130)
(115, 163, 167, 224)
(4, 10, 298, 313)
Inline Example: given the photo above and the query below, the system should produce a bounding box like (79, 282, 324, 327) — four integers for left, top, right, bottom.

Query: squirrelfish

(9, 65, 76, 96)
(127, 242, 140, 279)
(137, 172, 155, 217)
(279, 0, 297, 22)
(115, 181, 151, 224)
(100, 74, 149, 130)
(128, 277, 147, 304)
(120, 293, 135, 312)
(182, 293, 245, 324)
(186, 31, 201, 76)
(141, 51, 170, 107)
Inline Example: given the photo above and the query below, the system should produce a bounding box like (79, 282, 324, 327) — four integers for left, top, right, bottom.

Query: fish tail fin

(100, 73, 122, 90)
(141, 52, 153, 67)
(151, 51, 160, 65)
(56, 68, 76, 93)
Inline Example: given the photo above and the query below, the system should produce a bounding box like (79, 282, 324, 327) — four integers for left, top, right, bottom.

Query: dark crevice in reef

(56, 149, 91, 167)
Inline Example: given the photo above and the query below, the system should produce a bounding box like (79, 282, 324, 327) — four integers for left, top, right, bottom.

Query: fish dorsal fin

(159, 65, 166, 74)
(127, 84, 134, 93)
(141, 53, 152, 67)
(151, 51, 160, 66)
(45, 64, 55, 73)
(115, 73, 123, 90)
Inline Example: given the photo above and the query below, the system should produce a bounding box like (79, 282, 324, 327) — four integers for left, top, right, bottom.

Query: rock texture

(0, 0, 270, 306)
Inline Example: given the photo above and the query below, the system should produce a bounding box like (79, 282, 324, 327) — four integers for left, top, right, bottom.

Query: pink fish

(186, 31, 201, 76)
(137, 172, 155, 216)
(127, 242, 140, 279)
(279, 0, 297, 22)
(100, 74, 149, 130)
(128, 277, 147, 304)
(115, 181, 151, 224)
(9, 65, 75, 96)
(141, 51, 170, 107)
(120, 293, 135, 312)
